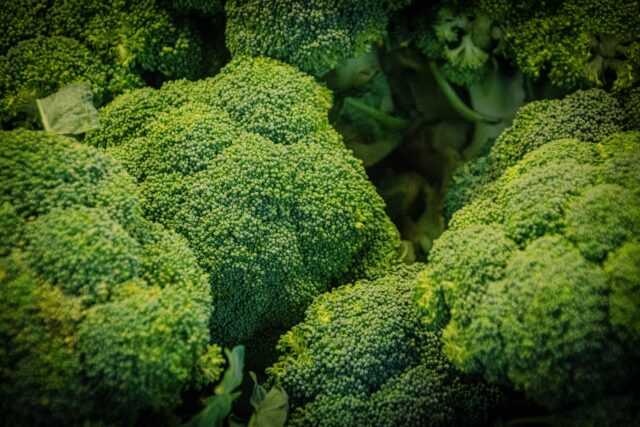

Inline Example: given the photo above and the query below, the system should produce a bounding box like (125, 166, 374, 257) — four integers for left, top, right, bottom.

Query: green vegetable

(85, 56, 401, 346)
(270, 264, 505, 427)
(225, 0, 412, 76)
(0, 129, 222, 425)
(417, 130, 640, 421)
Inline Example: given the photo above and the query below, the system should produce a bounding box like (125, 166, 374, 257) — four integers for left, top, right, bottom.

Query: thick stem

(343, 97, 408, 131)
(428, 61, 501, 125)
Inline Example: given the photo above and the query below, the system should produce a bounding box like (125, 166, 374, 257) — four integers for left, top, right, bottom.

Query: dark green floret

(225, 0, 411, 76)
(86, 57, 400, 346)
(418, 130, 640, 423)
(271, 265, 505, 427)
(0, 129, 222, 425)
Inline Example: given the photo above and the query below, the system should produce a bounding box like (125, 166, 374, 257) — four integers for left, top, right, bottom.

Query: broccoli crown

(48, 0, 208, 79)
(418, 131, 640, 415)
(505, 0, 640, 90)
(224, 0, 411, 77)
(414, 3, 500, 86)
(0, 129, 221, 425)
(270, 264, 505, 427)
(85, 57, 400, 345)
(0, 36, 108, 127)
(444, 88, 626, 219)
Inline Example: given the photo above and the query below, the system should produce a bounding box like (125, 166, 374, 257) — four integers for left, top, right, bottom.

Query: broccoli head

(418, 132, 640, 418)
(506, 0, 640, 90)
(85, 56, 400, 346)
(0, 129, 222, 425)
(414, 3, 503, 87)
(224, 0, 411, 76)
(269, 264, 505, 427)
(86, 57, 342, 149)
(444, 88, 626, 219)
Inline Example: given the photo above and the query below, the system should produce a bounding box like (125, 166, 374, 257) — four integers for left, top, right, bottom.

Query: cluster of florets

(85, 56, 400, 346)
(0, 0, 222, 128)
(224, 0, 412, 77)
(417, 119, 640, 420)
(269, 264, 505, 427)
(0, 130, 222, 425)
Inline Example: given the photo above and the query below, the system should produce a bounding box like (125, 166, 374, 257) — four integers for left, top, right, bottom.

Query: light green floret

(422, 132, 640, 421)
(225, 0, 411, 76)
(270, 265, 505, 427)
(87, 57, 343, 149)
(195, 57, 342, 147)
(606, 241, 640, 357)
(463, 237, 629, 409)
(0, 130, 221, 425)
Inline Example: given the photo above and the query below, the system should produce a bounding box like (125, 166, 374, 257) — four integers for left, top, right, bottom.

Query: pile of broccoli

(1, 0, 639, 426)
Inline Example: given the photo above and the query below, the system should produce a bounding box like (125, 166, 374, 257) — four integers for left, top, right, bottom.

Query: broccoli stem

(346, 136, 403, 167)
(343, 97, 408, 131)
(428, 61, 501, 125)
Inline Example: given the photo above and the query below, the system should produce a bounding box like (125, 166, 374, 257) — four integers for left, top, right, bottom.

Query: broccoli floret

(445, 88, 625, 219)
(47, 0, 208, 79)
(224, 0, 411, 77)
(505, 0, 640, 90)
(168, 0, 223, 15)
(0, 36, 110, 128)
(415, 4, 500, 87)
(195, 57, 342, 147)
(270, 265, 505, 427)
(86, 57, 342, 149)
(420, 132, 640, 417)
(606, 241, 640, 358)
(86, 57, 400, 346)
(0, 129, 221, 425)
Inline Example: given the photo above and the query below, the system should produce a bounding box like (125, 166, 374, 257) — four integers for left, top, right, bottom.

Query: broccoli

(85, 57, 401, 346)
(269, 264, 505, 427)
(417, 131, 640, 421)
(224, 0, 411, 77)
(0, 0, 215, 126)
(0, 36, 110, 128)
(86, 57, 342, 149)
(415, 0, 640, 91)
(47, 0, 209, 79)
(414, 3, 503, 87)
(0, 129, 223, 425)
(506, 0, 640, 91)
(444, 88, 627, 219)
